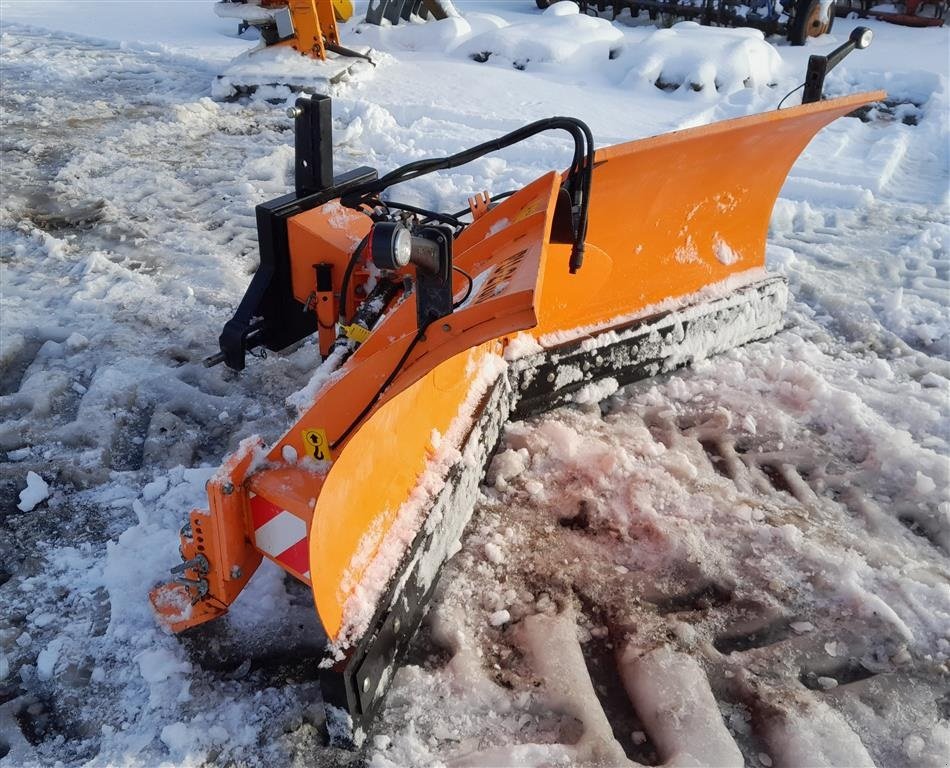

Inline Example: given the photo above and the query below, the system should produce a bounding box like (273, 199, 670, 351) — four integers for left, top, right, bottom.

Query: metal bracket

(291, 95, 333, 197)
(413, 225, 454, 331)
(170, 554, 210, 576)
(803, 27, 873, 104)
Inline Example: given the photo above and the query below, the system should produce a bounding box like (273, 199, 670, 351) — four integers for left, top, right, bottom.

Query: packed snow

(1, 0, 948, 766)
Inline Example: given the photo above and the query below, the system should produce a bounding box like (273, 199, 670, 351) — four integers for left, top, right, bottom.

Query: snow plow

(212, 0, 376, 97)
(215, 0, 351, 61)
(214, 0, 455, 60)
(150, 53, 883, 744)
(211, 0, 455, 98)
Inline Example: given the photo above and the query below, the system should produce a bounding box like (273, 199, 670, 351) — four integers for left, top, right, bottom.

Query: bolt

(230, 565, 243, 580)
(221, 482, 234, 495)
(286, 106, 303, 119)
(442, 323, 451, 332)
(546, 372, 555, 383)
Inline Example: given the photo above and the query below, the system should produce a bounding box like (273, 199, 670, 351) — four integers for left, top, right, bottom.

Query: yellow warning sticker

(302, 428, 332, 461)
(512, 200, 542, 223)
(342, 323, 371, 343)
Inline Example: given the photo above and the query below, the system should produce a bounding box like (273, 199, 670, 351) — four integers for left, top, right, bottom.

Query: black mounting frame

(216, 95, 377, 370)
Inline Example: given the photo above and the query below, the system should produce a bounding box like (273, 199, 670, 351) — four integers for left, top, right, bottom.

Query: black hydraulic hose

(342, 118, 587, 201)
(452, 266, 474, 309)
(339, 117, 595, 273)
(329, 321, 429, 451)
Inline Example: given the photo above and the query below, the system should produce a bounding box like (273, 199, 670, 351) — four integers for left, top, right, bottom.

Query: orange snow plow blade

(150, 88, 884, 745)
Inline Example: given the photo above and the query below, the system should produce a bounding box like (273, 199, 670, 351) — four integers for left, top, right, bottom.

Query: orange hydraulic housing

(150, 91, 884, 647)
(262, 0, 340, 60)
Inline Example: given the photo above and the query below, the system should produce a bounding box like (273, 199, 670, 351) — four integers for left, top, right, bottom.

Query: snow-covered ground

(1, 1, 948, 765)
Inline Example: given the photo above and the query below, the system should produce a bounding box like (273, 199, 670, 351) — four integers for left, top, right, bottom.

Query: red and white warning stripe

(248, 492, 310, 581)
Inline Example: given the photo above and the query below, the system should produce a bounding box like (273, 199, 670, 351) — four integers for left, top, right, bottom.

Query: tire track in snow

(372, 388, 948, 766)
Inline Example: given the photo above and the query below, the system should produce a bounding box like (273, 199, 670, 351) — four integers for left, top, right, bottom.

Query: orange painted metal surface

(287, 202, 371, 309)
(149, 439, 263, 631)
(264, 0, 340, 60)
(310, 340, 504, 640)
(534, 91, 885, 335)
(152, 92, 884, 638)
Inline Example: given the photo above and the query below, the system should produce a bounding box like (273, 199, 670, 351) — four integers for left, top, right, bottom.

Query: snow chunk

(915, 471, 936, 495)
(160, 721, 194, 754)
(488, 609, 511, 627)
(141, 476, 169, 502)
(572, 376, 619, 405)
(484, 541, 506, 565)
(65, 332, 89, 349)
(137, 647, 191, 683)
(17, 471, 50, 512)
(714, 235, 741, 265)
(488, 448, 528, 489)
(36, 638, 64, 681)
(504, 332, 543, 361)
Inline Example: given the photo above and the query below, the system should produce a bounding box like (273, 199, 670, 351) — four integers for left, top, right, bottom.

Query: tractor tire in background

(788, 0, 835, 43)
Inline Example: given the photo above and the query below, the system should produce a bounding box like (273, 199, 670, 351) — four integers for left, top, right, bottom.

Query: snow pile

(621, 22, 783, 95)
(355, 2, 623, 71)
(456, 3, 623, 71)
(212, 44, 379, 100)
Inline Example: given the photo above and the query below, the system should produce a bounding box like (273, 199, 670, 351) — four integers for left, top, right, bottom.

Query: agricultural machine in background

(535, 0, 835, 43)
(214, 0, 942, 72)
(538, 0, 945, 43)
(214, 0, 455, 65)
(835, 0, 946, 27)
(150, 32, 880, 746)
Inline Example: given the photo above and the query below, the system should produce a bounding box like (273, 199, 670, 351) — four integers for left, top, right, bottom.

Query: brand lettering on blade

(474, 249, 528, 304)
